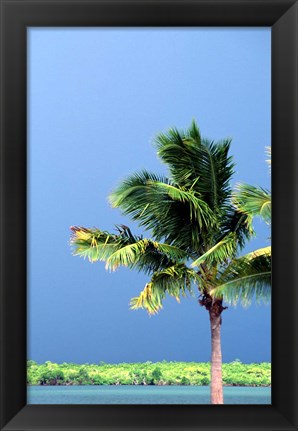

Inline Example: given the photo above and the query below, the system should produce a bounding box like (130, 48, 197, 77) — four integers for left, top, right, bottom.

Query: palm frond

(219, 208, 255, 250)
(109, 169, 216, 251)
(154, 121, 235, 211)
(70, 226, 121, 262)
(245, 246, 271, 259)
(149, 181, 216, 227)
(106, 240, 188, 271)
(211, 248, 271, 306)
(70, 226, 188, 274)
(130, 282, 163, 315)
(233, 183, 271, 224)
(191, 232, 238, 268)
(130, 264, 202, 315)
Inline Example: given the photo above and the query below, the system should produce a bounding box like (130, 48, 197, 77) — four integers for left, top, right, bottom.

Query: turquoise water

(28, 385, 271, 404)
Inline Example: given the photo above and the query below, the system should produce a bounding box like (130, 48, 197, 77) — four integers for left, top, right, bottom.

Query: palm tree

(70, 121, 270, 404)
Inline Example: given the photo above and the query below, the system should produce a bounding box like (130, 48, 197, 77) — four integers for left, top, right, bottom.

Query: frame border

(1, 1, 297, 430)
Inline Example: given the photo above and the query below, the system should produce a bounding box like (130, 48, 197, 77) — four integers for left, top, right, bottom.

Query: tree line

(27, 360, 270, 387)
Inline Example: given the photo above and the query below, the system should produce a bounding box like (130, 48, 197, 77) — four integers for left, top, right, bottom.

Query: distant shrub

(180, 377, 190, 385)
(92, 375, 105, 385)
(151, 367, 162, 384)
(200, 376, 210, 385)
(39, 369, 65, 385)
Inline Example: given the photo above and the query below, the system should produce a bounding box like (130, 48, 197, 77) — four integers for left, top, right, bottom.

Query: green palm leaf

(211, 248, 271, 306)
(233, 183, 271, 224)
(109, 170, 216, 232)
(70, 226, 121, 262)
(130, 264, 202, 315)
(70, 226, 188, 274)
(109, 169, 217, 252)
(191, 232, 238, 268)
(155, 121, 234, 211)
(219, 208, 254, 250)
(106, 240, 188, 271)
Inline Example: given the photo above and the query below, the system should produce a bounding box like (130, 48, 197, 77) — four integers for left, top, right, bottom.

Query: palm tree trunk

(209, 305, 224, 404)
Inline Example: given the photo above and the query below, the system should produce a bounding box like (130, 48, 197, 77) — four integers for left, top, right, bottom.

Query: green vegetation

(27, 360, 271, 387)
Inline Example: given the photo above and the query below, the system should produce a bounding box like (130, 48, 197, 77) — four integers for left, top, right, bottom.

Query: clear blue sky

(27, 28, 271, 364)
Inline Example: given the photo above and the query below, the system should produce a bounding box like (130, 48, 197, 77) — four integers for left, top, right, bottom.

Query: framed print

(0, 1, 297, 430)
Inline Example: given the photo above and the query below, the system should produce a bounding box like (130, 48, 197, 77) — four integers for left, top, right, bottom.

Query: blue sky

(27, 28, 271, 364)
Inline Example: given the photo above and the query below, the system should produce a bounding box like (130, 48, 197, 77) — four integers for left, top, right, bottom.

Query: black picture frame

(0, 0, 297, 430)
